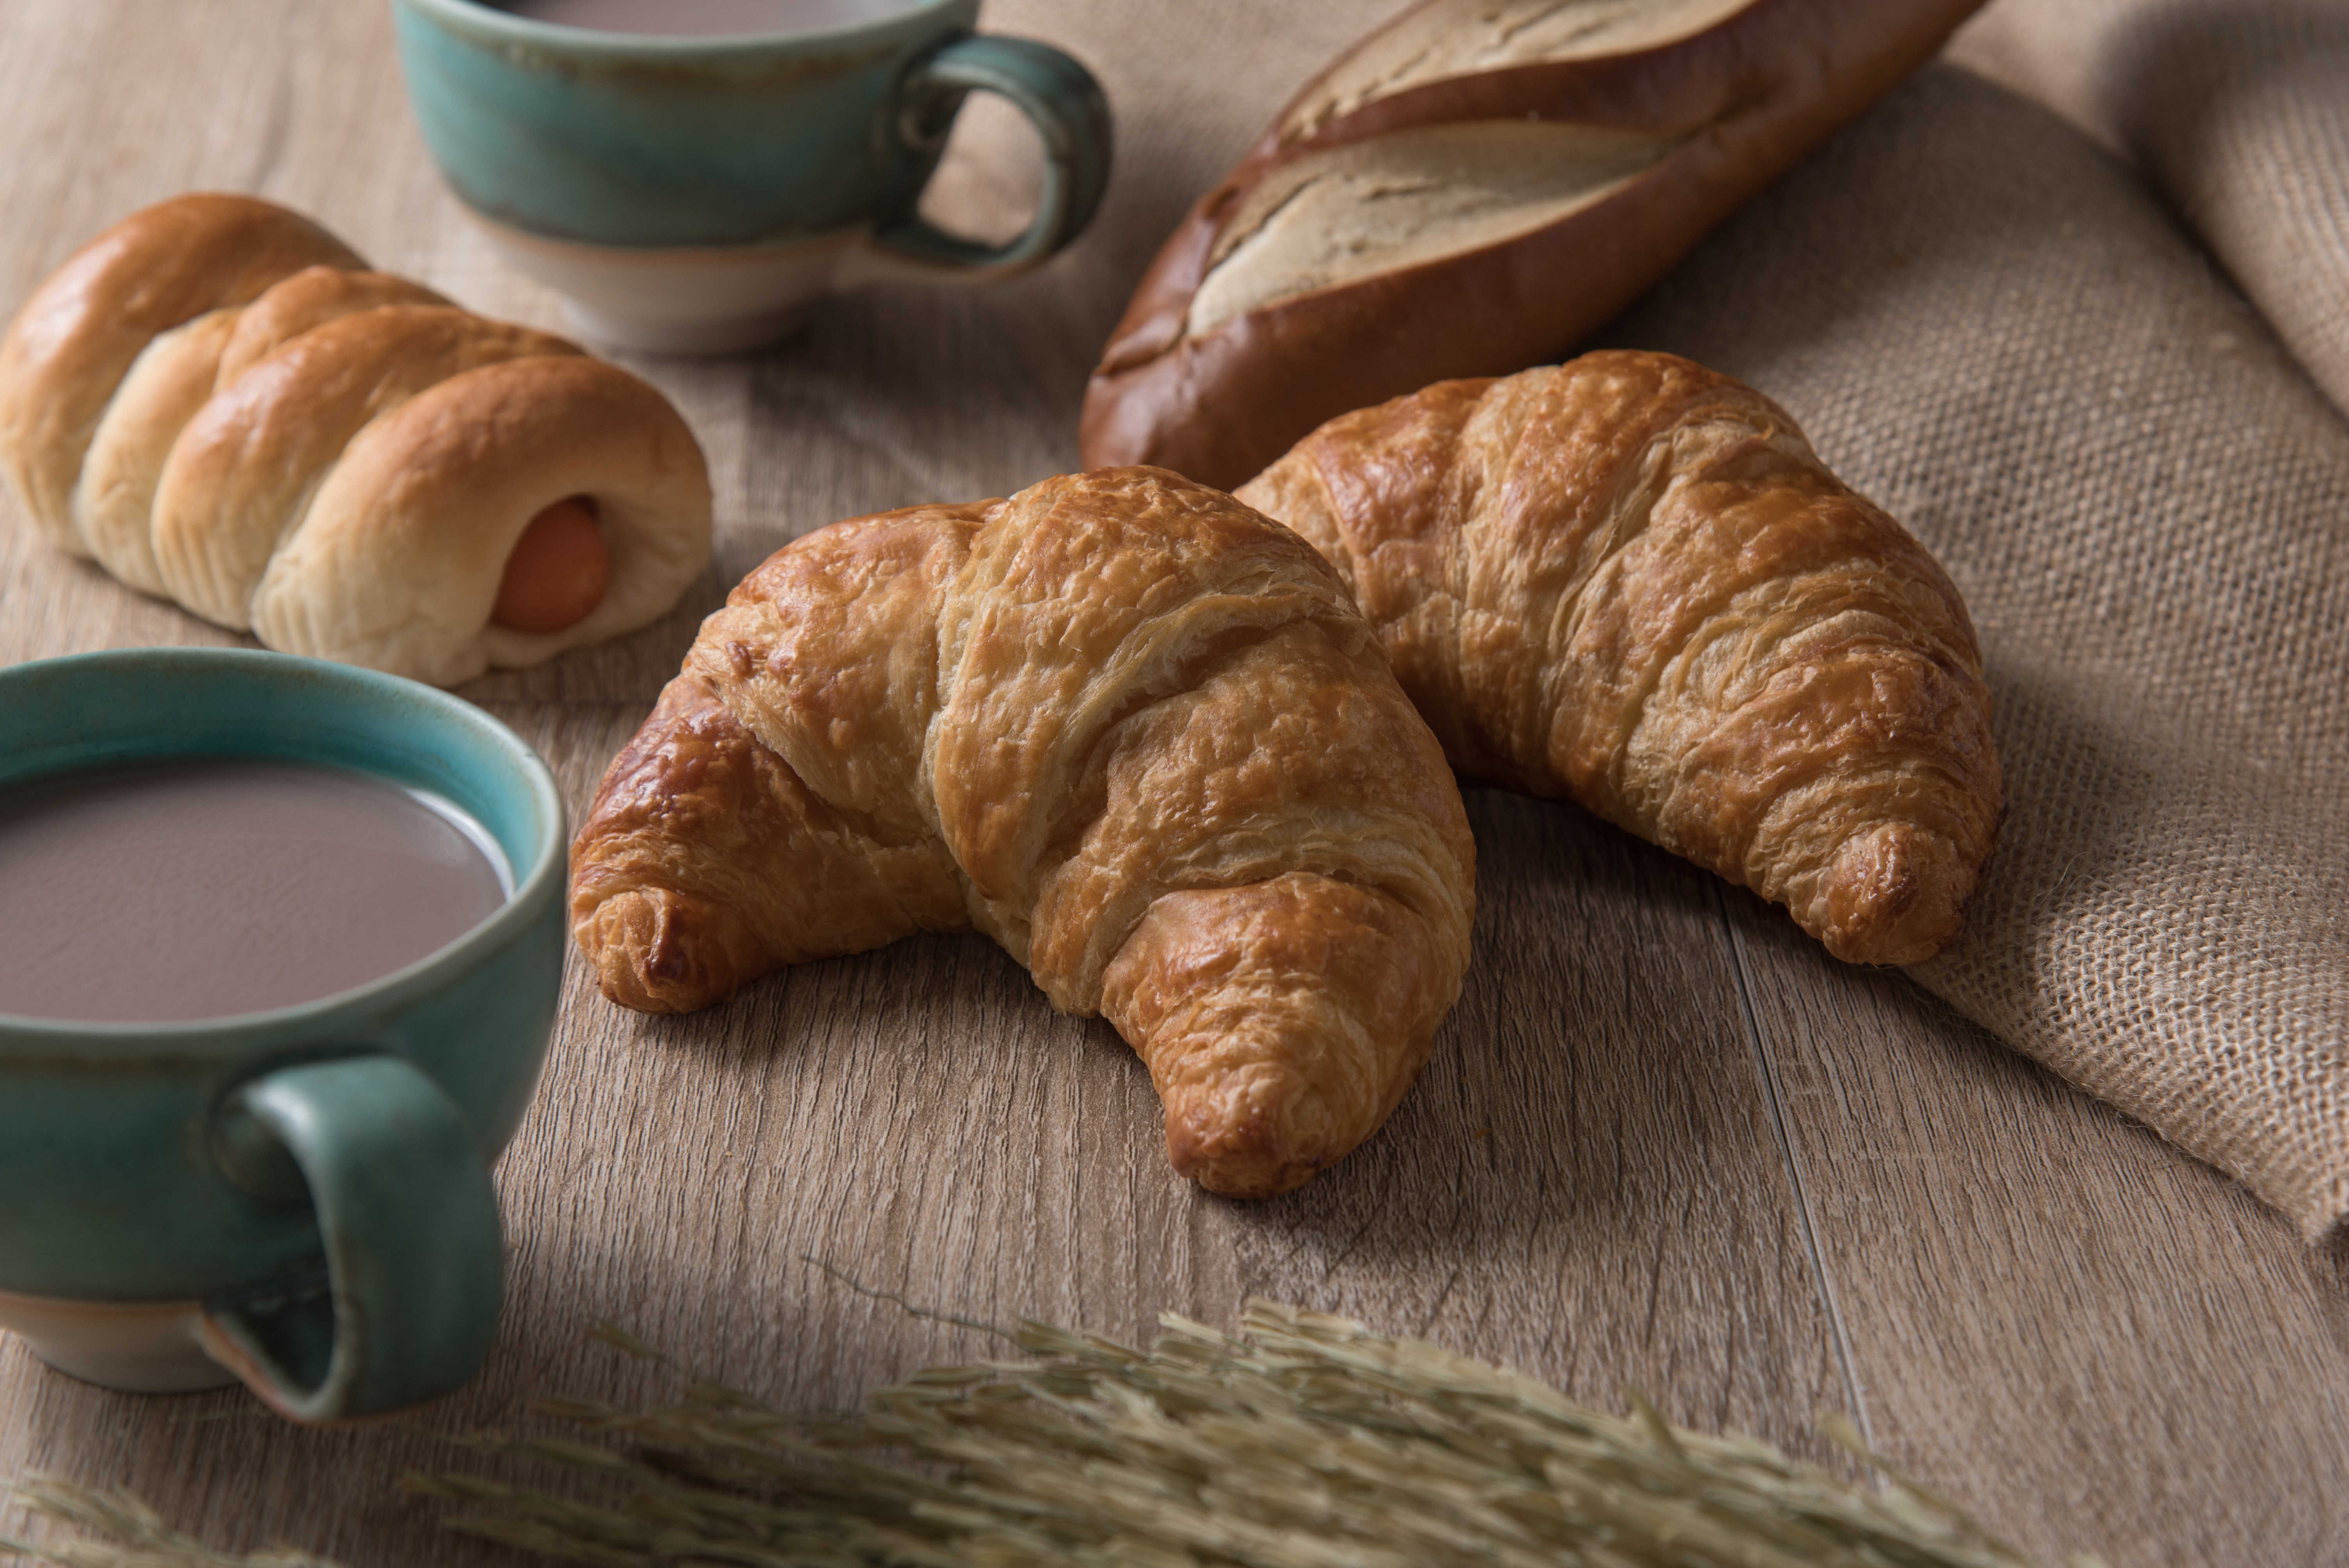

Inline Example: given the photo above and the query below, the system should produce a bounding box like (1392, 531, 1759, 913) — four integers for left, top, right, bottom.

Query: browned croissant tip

(1163, 1071, 1340, 1199)
(579, 886, 741, 1015)
(1816, 823, 1974, 967)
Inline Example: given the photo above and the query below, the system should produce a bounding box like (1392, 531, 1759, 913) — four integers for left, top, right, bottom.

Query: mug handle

(196, 1054, 504, 1423)
(857, 34, 1113, 282)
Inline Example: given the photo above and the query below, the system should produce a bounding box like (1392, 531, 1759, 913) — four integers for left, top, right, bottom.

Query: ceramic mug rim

(403, 0, 968, 55)
(0, 648, 566, 1056)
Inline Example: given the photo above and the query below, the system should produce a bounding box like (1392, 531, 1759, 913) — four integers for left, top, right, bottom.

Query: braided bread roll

(0, 194, 360, 553)
(1237, 351, 2002, 966)
(0, 193, 712, 686)
(572, 467, 1477, 1197)
(83, 264, 453, 599)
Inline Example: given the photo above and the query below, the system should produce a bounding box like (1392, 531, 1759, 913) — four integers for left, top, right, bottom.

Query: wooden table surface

(4, 3, 2347, 1565)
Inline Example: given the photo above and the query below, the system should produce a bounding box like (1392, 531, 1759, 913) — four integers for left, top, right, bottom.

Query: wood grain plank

(1224, 793, 1851, 1448)
(1728, 893, 2349, 1567)
(0, 704, 1848, 1566)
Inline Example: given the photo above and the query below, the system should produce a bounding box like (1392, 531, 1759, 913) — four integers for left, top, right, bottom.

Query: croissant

(1236, 351, 2002, 966)
(571, 466, 1478, 1197)
(0, 193, 712, 686)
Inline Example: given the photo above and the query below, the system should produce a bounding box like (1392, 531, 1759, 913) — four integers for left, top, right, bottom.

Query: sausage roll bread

(572, 466, 1479, 1198)
(0, 193, 711, 686)
(1239, 352, 2003, 966)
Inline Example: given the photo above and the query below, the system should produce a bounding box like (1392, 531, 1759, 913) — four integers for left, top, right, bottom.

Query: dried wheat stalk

(0, 1476, 338, 1568)
(4, 1300, 2105, 1568)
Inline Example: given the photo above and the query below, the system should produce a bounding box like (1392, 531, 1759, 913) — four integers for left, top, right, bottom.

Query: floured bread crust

(1191, 121, 1682, 337)
(1279, 0, 1757, 143)
(1081, 0, 1992, 489)
(572, 467, 1477, 1197)
(1239, 351, 2003, 967)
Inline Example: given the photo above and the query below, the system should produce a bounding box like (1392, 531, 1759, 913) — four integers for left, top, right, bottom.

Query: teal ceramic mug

(392, 0, 1114, 351)
(0, 649, 565, 1422)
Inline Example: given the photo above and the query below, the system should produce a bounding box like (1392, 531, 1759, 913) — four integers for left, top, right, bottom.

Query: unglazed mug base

(469, 209, 996, 354)
(0, 1285, 236, 1394)
(469, 212, 856, 353)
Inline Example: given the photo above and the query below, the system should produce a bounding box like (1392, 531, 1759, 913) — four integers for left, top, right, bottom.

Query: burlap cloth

(1700, 0, 2349, 1246)
(967, 0, 2348, 1244)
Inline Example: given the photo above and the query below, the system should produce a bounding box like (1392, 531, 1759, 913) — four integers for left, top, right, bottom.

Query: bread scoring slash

(1081, 0, 1992, 489)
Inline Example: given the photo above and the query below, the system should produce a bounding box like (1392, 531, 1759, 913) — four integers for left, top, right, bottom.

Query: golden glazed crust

(1237, 351, 2002, 966)
(75, 308, 244, 596)
(0, 193, 361, 551)
(78, 268, 449, 596)
(152, 305, 581, 629)
(214, 266, 451, 385)
(572, 468, 1477, 1197)
(253, 353, 714, 686)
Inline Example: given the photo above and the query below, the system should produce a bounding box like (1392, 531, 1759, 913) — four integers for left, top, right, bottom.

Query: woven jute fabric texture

(1583, 56, 2349, 1244)
(964, 2, 2349, 1240)
(1952, 0, 2349, 430)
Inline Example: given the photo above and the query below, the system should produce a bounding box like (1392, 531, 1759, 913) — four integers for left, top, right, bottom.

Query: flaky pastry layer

(1239, 351, 2002, 966)
(572, 467, 1477, 1197)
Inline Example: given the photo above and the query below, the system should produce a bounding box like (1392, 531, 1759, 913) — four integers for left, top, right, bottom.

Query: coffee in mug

(0, 649, 565, 1422)
(0, 758, 507, 1024)
(494, 0, 918, 35)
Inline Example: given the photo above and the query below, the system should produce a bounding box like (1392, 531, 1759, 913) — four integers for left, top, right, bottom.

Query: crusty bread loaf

(1080, 0, 1991, 489)
(0, 194, 713, 686)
